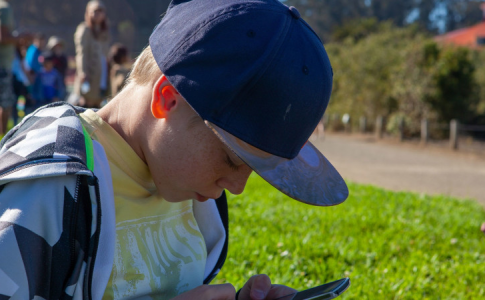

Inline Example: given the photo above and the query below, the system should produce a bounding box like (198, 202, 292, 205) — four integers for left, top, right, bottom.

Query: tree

(425, 46, 479, 123)
(326, 20, 482, 135)
(282, 0, 485, 41)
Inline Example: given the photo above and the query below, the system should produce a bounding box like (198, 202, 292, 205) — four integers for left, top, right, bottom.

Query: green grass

(214, 174, 485, 299)
(0, 118, 15, 140)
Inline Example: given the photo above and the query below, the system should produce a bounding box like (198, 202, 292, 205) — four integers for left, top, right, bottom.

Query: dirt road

(313, 134, 485, 205)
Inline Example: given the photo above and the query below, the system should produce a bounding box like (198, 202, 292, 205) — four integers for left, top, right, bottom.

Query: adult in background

(44, 36, 68, 100)
(0, 0, 17, 135)
(11, 33, 31, 124)
(74, 0, 110, 108)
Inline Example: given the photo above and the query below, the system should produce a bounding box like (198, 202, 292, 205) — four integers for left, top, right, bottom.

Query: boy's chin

(159, 192, 194, 203)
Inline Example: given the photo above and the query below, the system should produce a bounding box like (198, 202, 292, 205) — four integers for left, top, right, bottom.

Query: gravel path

(313, 134, 485, 206)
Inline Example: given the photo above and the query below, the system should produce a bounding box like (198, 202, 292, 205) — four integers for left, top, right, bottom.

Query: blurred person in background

(108, 43, 130, 97)
(11, 33, 31, 124)
(74, 0, 110, 108)
(25, 33, 46, 75)
(44, 36, 68, 99)
(24, 33, 47, 115)
(0, 0, 18, 135)
(32, 56, 63, 109)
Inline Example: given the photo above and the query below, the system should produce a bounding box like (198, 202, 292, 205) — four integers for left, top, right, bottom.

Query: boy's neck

(97, 83, 152, 164)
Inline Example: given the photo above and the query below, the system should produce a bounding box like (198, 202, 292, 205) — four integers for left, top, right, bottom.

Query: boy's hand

(238, 274, 297, 300)
(171, 284, 236, 300)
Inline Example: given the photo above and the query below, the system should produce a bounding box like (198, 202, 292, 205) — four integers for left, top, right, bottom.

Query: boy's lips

(195, 193, 210, 202)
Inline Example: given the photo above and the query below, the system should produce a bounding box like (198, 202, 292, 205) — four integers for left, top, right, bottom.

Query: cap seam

(159, 5, 287, 67)
(301, 24, 331, 145)
(299, 17, 325, 44)
(221, 12, 293, 126)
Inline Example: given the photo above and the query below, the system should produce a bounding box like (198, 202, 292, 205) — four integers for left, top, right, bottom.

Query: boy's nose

(218, 164, 253, 195)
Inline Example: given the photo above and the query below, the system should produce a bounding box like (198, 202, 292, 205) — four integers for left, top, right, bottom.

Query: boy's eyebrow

(224, 153, 239, 170)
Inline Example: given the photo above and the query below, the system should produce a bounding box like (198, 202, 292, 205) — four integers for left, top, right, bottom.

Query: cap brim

(206, 121, 349, 206)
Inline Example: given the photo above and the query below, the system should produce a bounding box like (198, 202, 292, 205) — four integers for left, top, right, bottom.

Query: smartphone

(274, 278, 350, 300)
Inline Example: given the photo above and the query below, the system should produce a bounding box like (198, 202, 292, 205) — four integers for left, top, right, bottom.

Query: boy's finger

(240, 274, 272, 300)
(210, 283, 237, 300)
(171, 284, 236, 300)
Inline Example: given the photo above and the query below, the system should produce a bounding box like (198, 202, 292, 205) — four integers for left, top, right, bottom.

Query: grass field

(214, 174, 485, 299)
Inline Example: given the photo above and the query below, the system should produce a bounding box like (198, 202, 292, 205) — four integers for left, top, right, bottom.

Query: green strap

(82, 124, 94, 172)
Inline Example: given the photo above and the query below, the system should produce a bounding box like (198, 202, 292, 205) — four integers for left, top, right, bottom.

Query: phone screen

(274, 278, 350, 300)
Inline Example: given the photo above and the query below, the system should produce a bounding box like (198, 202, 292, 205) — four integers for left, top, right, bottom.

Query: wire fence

(460, 124, 485, 132)
(322, 114, 485, 152)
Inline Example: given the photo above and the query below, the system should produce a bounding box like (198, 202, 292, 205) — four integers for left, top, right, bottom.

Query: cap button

(289, 6, 301, 19)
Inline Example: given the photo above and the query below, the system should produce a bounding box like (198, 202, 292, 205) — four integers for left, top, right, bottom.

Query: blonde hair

(128, 46, 162, 86)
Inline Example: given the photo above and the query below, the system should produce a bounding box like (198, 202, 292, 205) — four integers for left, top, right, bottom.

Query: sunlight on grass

(1, 118, 16, 140)
(214, 173, 485, 299)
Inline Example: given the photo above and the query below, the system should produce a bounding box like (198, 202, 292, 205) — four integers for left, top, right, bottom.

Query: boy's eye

(225, 155, 239, 171)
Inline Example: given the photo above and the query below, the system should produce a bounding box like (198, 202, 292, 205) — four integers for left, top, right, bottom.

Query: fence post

(421, 119, 428, 145)
(359, 116, 367, 133)
(331, 113, 340, 131)
(322, 114, 329, 127)
(450, 119, 459, 150)
(342, 114, 351, 133)
(375, 116, 384, 139)
(398, 118, 405, 142)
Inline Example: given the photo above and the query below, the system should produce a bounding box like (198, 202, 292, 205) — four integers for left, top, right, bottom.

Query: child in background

(109, 43, 131, 97)
(32, 56, 63, 109)
(25, 33, 46, 75)
(44, 36, 68, 99)
(44, 36, 67, 80)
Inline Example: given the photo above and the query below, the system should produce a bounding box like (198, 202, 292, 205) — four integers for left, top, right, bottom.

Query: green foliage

(475, 50, 485, 115)
(421, 42, 440, 67)
(386, 113, 414, 136)
(425, 47, 479, 123)
(326, 23, 431, 124)
(215, 174, 485, 299)
(326, 20, 484, 133)
(331, 18, 390, 43)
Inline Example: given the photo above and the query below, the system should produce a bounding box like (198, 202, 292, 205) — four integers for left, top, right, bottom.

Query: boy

(32, 56, 63, 108)
(44, 36, 68, 99)
(44, 36, 68, 82)
(0, 0, 348, 299)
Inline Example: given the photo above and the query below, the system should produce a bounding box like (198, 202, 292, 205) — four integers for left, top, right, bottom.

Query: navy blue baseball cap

(149, 0, 348, 206)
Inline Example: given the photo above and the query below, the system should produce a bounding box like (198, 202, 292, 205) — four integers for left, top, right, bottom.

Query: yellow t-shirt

(79, 110, 207, 300)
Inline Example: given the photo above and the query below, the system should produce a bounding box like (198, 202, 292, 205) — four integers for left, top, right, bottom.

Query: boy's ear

(151, 75, 180, 119)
